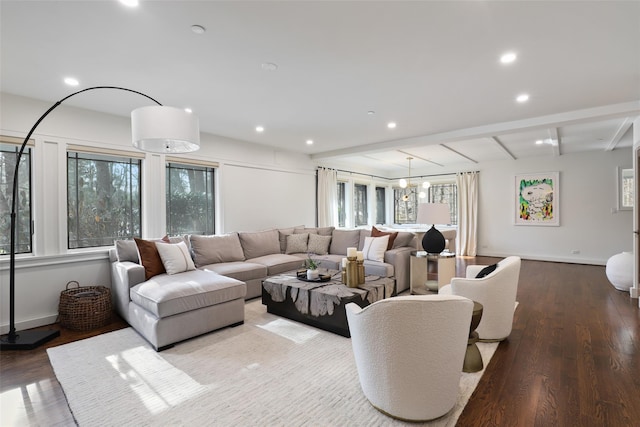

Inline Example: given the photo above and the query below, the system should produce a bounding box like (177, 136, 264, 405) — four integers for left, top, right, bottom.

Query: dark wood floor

(1, 257, 638, 426)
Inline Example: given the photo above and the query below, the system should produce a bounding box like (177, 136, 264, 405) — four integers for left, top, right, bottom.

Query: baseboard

(0, 314, 58, 335)
(630, 287, 639, 299)
(476, 250, 606, 266)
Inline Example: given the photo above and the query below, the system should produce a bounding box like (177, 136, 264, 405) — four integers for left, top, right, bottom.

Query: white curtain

(456, 172, 479, 256)
(317, 168, 338, 227)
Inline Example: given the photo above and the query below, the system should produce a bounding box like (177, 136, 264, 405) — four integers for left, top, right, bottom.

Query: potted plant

(304, 256, 320, 280)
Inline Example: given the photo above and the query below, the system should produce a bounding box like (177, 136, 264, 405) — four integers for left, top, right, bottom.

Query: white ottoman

(605, 252, 633, 292)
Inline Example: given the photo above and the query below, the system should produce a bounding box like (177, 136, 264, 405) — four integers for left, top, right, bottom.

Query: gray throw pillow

(329, 229, 361, 255)
(307, 234, 331, 255)
(239, 229, 280, 259)
(115, 239, 139, 263)
(190, 233, 245, 267)
(286, 233, 309, 254)
(392, 232, 414, 248)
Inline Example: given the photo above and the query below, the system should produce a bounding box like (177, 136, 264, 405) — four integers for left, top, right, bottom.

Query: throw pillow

(371, 226, 398, 250)
(190, 233, 245, 267)
(475, 263, 498, 278)
(115, 239, 139, 263)
(329, 229, 361, 255)
(392, 231, 414, 248)
(307, 233, 331, 255)
(286, 233, 309, 254)
(239, 229, 280, 259)
(155, 241, 196, 275)
(362, 235, 390, 263)
(134, 236, 170, 280)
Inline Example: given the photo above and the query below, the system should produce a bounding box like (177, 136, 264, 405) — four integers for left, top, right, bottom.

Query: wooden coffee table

(262, 271, 395, 337)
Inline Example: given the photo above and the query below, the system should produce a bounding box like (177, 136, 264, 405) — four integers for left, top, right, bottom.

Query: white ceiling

(1, 1, 639, 178)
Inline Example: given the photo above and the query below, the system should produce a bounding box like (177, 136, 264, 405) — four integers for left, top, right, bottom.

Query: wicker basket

(58, 281, 112, 331)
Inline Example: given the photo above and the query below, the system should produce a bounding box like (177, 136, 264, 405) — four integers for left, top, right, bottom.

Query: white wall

(1, 92, 635, 331)
(0, 93, 316, 333)
(477, 147, 633, 264)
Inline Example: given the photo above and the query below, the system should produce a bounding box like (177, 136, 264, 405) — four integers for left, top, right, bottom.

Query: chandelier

(398, 157, 430, 201)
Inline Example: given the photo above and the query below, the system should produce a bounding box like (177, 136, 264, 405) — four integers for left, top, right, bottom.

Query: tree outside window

(337, 181, 346, 227)
(375, 186, 386, 224)
(354, 183, 368, 226)
(166, 162, 215, 235)
(67, 151, 141, 249)
(0, 142, 32, 254)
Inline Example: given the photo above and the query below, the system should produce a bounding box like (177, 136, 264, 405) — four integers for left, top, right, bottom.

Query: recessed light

(64, 77, 79, 86)
(261, 62, 278, 71)
(306, 139, 314, 145)
(535, 140, 544, 145)
(500, 52, 517, 64)
(516, 93, 529, 103)
(184, 108, 193, 113)
(387, 122, 397, 129)
(367, 111, 375, 115)
(119, 0, 139, 7)
(256, 126, 264, 133)
(191, 25, 206, 35)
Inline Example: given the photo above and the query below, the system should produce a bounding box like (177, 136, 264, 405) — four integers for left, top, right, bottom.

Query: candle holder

(346, 256, 359, 288)
(357, 259, 365, 285)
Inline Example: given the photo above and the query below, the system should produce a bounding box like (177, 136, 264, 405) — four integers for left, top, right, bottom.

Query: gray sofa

(109, 226, 416, 350)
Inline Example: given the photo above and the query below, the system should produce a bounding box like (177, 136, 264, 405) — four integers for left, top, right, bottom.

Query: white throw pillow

(362, 235, 390, 263)
(155, 241, 196, 275)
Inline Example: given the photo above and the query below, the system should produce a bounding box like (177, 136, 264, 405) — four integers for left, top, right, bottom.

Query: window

(375, 186, 386, 224)
(0, 139, 32, 254)
(166, 162, 215, 235)
(337, 181, 346, 227)
(427, 183, 458, 225)
(394, 187, 418, 224)
(354, 183, 368, 226)
(67, 151, 141, 249)
(393, 181, 458, 225)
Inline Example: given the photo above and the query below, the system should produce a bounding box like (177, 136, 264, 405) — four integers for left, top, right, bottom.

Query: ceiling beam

(605, 117, 633, 151)
(439, 144, 479, 163)
(311, 101, 640, 159)
(547, 128, 560, 157)
(488, 136, 516, 160)
(397, 149, 444, 167)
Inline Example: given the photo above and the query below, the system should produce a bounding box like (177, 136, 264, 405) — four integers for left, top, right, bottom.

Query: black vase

(422, 225, 445, 254)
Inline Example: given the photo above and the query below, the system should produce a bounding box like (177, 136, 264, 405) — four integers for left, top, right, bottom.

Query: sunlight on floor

(105, 345, 208, 415)
(1, 379, 56, 427)
(257, 318, 319, 344)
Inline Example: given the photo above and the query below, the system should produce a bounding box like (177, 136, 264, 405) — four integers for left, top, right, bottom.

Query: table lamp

(416, 203, 451, 254)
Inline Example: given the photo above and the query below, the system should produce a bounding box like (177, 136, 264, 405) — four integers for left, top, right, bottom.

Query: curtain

(456, 172, 479, 256)
(317, 168, 338, 227)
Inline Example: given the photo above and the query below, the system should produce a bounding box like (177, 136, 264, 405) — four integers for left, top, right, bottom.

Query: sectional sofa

(109, 226, 417, 350)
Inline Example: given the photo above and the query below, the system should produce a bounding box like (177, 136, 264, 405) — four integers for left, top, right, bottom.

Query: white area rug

(48, 300, 499, 426)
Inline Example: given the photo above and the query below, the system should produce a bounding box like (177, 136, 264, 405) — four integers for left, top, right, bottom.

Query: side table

(410, 251, 456, 294)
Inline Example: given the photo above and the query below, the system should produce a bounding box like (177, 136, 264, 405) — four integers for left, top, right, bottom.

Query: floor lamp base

(0, 329, 60, 350)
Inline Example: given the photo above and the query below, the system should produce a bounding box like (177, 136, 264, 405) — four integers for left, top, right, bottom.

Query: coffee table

(262, 270, 395, 337)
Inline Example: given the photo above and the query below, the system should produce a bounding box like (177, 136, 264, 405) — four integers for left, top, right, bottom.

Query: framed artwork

(515, 172, 559, 226)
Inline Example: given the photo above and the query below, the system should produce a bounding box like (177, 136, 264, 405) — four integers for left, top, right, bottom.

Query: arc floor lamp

(0, 86, 200, 350)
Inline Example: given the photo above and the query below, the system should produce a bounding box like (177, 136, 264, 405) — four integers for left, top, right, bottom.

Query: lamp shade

(131, 106, 200, 153)
(416, 203, 451, 225)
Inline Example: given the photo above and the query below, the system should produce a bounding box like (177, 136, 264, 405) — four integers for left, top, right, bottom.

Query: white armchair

(346, 295, 472, 422)
(439, 256, 521, 341)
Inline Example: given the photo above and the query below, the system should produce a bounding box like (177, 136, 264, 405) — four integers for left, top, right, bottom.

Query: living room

(1, 1, 639, 425)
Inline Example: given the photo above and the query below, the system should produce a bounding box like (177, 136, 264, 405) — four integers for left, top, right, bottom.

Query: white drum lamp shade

(131, 106, 200, 153)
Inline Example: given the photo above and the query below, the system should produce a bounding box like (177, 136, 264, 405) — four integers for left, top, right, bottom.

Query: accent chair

(346, 295, 472, 422)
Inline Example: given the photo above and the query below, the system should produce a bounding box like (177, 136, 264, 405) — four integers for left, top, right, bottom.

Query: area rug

(47, 300, 500, 426)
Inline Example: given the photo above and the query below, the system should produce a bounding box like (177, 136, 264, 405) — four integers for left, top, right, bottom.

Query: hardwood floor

(1, 257, 638, 426)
